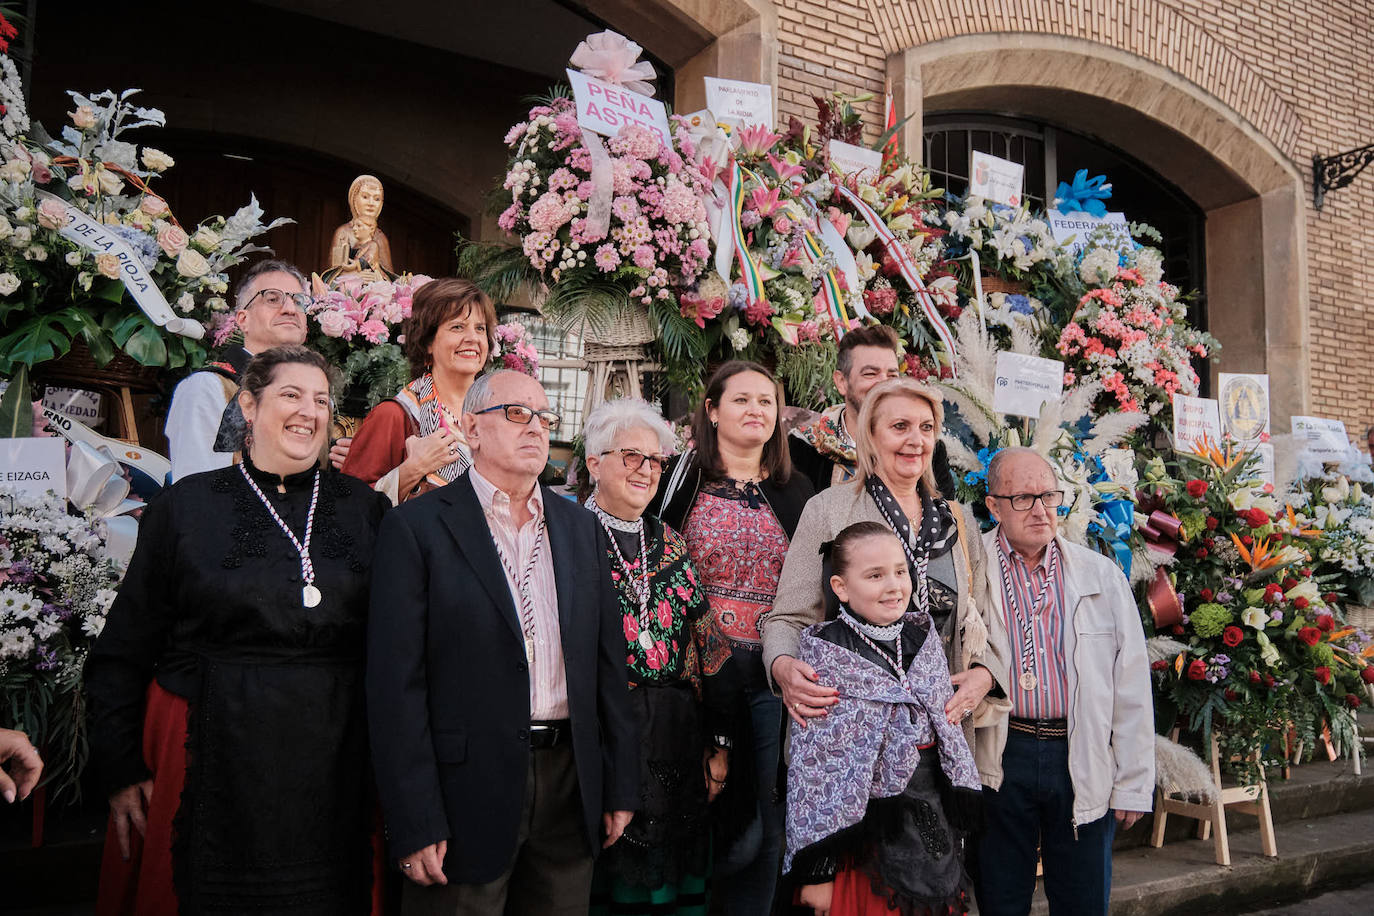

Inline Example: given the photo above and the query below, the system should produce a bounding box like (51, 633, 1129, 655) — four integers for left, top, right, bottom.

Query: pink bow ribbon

(569, 30, 657, 97)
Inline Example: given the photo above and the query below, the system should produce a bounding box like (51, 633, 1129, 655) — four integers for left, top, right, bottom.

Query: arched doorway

(888, 33, 1309, 425)
(922, 112, 1209, 384)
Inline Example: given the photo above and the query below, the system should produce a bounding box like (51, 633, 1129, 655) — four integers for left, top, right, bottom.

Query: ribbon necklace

(865, 476, 935, 623)
(994, 539, 1061, 692)
(486, 504, 549, 665)
(238, 463, 321, 608)
(838, 605, 905, 679)
(587, 492, 655, 651)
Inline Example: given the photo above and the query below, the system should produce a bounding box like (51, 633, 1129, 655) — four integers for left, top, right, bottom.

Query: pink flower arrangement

(492, 320, 540, 376)
(1054, 262, 1217, 418)
(496, 97, 714, 297)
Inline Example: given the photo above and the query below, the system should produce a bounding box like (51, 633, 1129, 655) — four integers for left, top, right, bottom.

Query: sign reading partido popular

(566, 68, 672, 143)
(969, 151, 1024, 207)
(993, 352, 1064, 418)
(703, 76, 773, 129)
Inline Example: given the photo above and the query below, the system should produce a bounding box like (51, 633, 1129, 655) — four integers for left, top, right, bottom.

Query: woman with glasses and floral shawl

(579, 398, 744, 916)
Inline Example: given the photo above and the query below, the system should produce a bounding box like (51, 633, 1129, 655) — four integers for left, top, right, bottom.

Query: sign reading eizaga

(566, 69, 672, 143)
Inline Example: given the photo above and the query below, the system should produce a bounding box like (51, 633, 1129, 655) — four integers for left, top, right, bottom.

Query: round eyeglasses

(600, 448, 668, 473)
(245, 288, 312, 312)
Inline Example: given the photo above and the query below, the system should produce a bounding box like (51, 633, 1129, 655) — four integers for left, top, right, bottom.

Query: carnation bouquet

(1054, 238, 1217, 422)
(0, 81, 290, 392)
(1135, 444, 1371, 775)
(1, 487, 126, 799)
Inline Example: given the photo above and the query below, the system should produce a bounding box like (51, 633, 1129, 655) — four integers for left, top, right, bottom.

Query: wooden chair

(1150, 730, 1277, 866)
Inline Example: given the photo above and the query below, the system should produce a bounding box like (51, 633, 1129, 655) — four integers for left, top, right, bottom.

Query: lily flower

(735, 124, 782, 158)
(749, 185, 783, 218)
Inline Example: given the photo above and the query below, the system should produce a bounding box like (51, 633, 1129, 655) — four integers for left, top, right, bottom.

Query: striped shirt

(996, 532, 1069, 720)
(470, 468, 568, 720)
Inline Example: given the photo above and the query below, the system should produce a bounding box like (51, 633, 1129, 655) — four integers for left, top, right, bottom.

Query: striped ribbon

(728, 161, 768, 306)
(834, 185, 958, 368)
(799, 228, 850, 336)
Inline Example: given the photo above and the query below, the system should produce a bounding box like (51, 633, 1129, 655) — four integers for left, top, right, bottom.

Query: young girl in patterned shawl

(785, 522, 983, 916)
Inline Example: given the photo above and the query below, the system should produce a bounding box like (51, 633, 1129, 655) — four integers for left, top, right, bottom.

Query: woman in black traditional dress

(581, 397, 742, 916)
(87, 345, 390, 915)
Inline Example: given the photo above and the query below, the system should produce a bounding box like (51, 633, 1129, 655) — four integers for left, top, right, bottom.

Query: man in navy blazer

(367, 370, 639, 914)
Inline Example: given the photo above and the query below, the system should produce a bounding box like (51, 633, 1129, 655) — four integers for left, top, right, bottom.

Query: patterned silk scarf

(395, 372, 469, 482)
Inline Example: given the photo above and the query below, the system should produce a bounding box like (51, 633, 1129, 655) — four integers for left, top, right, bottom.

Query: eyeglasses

(474, 403, 562, 432)
(245, 288, 312, 312)
(601, 448, 667, 473)
(989, 490, 1066, 512)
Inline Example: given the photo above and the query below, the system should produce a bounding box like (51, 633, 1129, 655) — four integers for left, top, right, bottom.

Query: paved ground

(1237, 881, 1373, 915)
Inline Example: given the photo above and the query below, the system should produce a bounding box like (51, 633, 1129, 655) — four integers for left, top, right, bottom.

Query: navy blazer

(366, 473, 639, 882)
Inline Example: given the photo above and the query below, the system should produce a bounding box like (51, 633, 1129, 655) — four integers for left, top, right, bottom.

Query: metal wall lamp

(1314, 142, 1374, 210)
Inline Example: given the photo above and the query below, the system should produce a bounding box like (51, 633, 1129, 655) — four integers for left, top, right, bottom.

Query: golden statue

(327, 175, 395, 279)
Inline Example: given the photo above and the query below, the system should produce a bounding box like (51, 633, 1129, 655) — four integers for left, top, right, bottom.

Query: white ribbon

(581, 129, 617, 241)
(65, 439, 142, 565)
(36, 190, 204, 340)
(42, 404, 172, 484)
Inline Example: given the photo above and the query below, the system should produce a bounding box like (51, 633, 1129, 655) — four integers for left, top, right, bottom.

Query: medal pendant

(638, 630, 654, 650)
(1020, 671, 1038, 691)
(302, 584, 322, 608)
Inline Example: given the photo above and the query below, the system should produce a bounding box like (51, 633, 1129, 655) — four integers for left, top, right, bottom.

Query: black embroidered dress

(591, 513, 742, 912)
(87, 457, 390, 914)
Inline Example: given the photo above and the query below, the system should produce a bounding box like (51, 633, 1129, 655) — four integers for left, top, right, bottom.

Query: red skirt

(95, 681, 390, 915)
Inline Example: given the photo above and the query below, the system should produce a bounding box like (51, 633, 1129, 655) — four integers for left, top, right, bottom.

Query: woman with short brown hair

(342, 277, 499, 502)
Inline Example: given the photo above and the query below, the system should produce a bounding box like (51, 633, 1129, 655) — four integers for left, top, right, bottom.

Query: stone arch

(887, 33, 1310, 424)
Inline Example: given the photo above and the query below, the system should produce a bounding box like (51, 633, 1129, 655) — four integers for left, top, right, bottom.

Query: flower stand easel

(1150, 729, 1277, 866)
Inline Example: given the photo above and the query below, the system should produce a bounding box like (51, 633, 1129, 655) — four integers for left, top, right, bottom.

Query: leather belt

(1009, 716, 1068, 740)
(530, 719, 571, 749)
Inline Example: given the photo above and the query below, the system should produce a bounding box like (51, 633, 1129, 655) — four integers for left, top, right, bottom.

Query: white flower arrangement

(1, 487, 128, 798)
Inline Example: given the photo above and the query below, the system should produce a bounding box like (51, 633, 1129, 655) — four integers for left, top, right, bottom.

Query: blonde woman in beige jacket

(762, 378, 1010, 768)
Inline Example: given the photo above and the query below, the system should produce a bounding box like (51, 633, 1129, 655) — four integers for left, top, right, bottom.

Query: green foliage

(650, 299, 711, 399)
(341, 344, 409, 414)
(455, 233, 542, 307)
(776, 339, 838, 411)
(0, 363, 32, 437)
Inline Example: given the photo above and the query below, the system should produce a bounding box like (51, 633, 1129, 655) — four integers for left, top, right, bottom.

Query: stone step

(1031, 805, 1374, 915)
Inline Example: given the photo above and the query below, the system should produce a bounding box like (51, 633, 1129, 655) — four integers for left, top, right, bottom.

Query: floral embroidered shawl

(783, 614, 980, 873)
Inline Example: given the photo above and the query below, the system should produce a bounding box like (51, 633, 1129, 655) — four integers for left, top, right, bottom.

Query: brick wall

(773, 0, 1374, 432)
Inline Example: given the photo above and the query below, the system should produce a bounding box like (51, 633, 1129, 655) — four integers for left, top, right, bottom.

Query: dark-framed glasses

(246, 288, 312, 312)
(475, 403, 562, 432)
(601, 448, 667, 473)
(990, 490, 1067, 512)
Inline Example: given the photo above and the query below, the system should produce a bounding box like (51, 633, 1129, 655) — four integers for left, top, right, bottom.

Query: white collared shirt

(469, 467, 568, 719)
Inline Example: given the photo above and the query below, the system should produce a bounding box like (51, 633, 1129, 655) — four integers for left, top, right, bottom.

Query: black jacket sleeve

(85, 492, 178, 796)
(365, 507, 453, 859)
